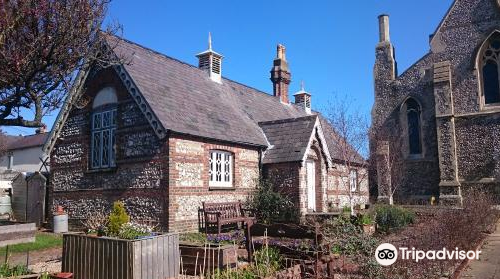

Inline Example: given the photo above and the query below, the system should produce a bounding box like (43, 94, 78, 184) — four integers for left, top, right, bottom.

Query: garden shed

(11, 172, 47, 227)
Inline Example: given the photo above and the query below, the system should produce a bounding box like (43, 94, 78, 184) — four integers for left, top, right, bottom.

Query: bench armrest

(204, 211, 222, 222)
(241, 208, 255, 217)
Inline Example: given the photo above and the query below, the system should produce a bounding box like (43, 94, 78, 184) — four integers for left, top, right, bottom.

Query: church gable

(431, 0, 500, 53)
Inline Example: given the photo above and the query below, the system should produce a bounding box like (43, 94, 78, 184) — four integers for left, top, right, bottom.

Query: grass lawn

(0, 232, 62, 254)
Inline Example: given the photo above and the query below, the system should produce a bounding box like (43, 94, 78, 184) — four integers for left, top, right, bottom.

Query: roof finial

(300, 80, 305, 91)
(208, 32, 212, 50)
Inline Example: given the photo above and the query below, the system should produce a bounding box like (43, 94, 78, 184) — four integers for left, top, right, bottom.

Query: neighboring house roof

(259, 115, 318, 164)
(5, 133, 49, 151)
(110, 36, 310, 147)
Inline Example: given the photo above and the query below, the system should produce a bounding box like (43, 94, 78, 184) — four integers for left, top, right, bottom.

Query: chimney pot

(378, 14, 390, 43)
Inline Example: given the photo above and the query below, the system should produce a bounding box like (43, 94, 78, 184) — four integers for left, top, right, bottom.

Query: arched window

(91, 87, 117, 169)
(480, 33, 500, 104)
(406, 98, 422, 155)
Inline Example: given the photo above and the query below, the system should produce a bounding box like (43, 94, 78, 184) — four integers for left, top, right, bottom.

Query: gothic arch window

(479, 32, 500, 105)
(405, 98, 422, 155)
(91, 87, 117, 169)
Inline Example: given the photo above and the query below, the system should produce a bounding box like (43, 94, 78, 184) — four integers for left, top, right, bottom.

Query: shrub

(247, 178, 298, 224)
(82, 211, 108, 234)
(354, 213, 373, 226)
(209, 247, 282, 279)
(375, 205, 415, 233)
(318, 216, 381, 278)
(107, 201, 130, 236)
(383, 189, 499, 279)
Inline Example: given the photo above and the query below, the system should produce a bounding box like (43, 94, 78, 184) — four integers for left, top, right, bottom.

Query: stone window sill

(209, 187, 236, 191)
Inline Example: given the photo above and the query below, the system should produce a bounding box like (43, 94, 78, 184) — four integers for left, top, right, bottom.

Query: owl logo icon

(375, 243, 398, 266)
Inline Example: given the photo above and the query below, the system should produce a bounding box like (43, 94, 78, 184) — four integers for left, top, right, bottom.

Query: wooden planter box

(2, 274, 40, 279)
(179, 242, 238, 275)
(62, 233, 179, 279)
(0, 222, 36, 247)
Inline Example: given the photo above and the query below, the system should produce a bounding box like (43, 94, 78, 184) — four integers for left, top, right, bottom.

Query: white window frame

(91, 108, 117, 169)
(349, 169, 358, 192)
(209, 150, 233, 188)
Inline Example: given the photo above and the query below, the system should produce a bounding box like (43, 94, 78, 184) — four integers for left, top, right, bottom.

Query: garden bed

(62, 233, 180, 279)
(179, 242, 238, 276)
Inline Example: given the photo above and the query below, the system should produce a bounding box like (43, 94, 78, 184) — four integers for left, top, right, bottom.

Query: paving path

(461, 221, 500, 279)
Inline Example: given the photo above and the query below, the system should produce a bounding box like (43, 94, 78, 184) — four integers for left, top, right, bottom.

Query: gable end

(113, 64, 167, 139)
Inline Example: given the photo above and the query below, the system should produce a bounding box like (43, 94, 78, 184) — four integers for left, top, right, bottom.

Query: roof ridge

(258, 115, 317, 125)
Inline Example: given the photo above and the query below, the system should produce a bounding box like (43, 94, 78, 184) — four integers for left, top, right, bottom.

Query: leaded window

(209, 150, 233, 187)
(406, 98, 422, 155)
(481, 33, 500, 104)
(91, 108, 117, 169)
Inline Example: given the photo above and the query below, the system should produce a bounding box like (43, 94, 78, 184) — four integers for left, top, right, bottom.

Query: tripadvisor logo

(375, 243, 481, 266)
(375, 243, 398, 266)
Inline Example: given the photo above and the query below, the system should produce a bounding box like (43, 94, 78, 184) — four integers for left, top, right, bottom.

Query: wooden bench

(201, 201, 253, 235)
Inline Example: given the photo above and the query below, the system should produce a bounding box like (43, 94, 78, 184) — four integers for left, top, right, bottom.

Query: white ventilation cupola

(196, 32, 223, 83)
(294, 81, 312, 114)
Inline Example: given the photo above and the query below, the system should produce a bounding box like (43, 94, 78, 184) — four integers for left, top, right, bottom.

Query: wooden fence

(62, 233, 179, 279)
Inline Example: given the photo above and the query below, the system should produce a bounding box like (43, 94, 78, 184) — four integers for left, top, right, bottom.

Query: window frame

(90, 106, 117, 170)
(406, 99, 422, 156)
(401, 97, 424, 159)
(478, 31, 500, 109)
(208, 150, 234, 188)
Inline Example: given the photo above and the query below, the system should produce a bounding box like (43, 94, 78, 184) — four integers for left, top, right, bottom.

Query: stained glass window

(406, 99, 422, 155)
(482, 34, 500, 104)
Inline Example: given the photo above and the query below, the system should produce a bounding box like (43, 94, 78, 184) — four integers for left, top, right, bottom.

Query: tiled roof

(259, 115, 317, 164)
(318, 115, 365, 165)
(110, 36, 309, 147)
(106, 36, 364, 164)
(5, 133, 48, 151)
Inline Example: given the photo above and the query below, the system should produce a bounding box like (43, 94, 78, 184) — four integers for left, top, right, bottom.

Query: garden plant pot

(362, 223, 375, 235)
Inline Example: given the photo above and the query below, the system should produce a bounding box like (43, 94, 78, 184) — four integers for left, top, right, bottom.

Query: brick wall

(326, 163, 369, 209)
(167, 135, 260, 232)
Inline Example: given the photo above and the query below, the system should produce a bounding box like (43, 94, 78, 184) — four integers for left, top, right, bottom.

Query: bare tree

(325, 93, 369, 213)
(372, 127, 406, 205)
(0, 0, 122, 128)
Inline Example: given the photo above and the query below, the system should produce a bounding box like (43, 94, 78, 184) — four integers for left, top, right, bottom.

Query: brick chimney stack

(270, 44, 291, 103)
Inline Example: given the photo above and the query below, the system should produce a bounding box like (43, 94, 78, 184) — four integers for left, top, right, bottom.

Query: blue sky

(4, 0, 453, 136)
